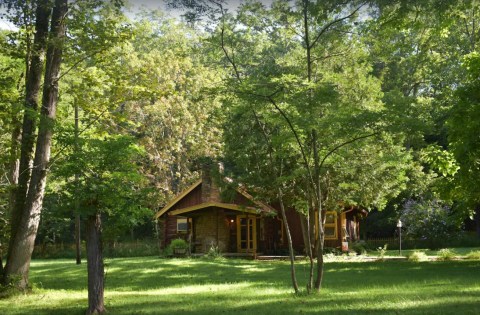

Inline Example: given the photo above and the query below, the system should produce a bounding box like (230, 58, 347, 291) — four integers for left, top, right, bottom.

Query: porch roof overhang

(169, 202, 261, 216)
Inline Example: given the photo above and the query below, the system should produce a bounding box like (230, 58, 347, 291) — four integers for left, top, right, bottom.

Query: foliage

(169, 238, 189, 249)
(376, 244, 388, 261)
(164, 238, 189, 257)
(350, 241, 369, 255)
(407, 251, 428, 262)
(400, 199, 463, 249)
(204, 243, 223, 259)
(465, 250, 480, 260)
(447, 52, 480, 213)
(436, 248, 456, 261)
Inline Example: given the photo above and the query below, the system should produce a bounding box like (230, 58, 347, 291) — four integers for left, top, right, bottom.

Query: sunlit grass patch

(0, 257, 479, 314)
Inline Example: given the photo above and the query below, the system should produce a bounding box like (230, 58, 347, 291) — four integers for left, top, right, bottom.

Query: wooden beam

(169, 202, 260, 216)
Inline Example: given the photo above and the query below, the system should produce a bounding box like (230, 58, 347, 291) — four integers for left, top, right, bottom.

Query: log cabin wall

(285, 208, 305, 254)
(194, 208, 229, 253)
(164, 214, 183, 247)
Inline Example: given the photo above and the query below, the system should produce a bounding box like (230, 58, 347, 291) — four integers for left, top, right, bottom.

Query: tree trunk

(299, 212, 314, 293)
(8, 118, 21, 224)
(475, 205, 480, 239)
(86, 213, 106, 315)
(4, 0, 51, 285)
(74, 101, 81, 265)
(314, 212, 325, 291)
(75, 214, 81, 264)
(278, 188, 299, 293)
(4, 0, 67, 289)
(312, 129, 324, 292)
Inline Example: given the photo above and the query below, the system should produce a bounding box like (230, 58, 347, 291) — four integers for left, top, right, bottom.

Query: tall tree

(214, 0, 412, 293)
(3, 0, 67, 291)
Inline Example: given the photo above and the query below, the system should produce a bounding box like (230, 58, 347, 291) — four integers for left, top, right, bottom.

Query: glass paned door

(237, 215, 256, 253)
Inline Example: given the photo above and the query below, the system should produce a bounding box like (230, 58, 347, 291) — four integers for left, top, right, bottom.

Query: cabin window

(177, 217, 188, 233)
(324, 211, 337, 240)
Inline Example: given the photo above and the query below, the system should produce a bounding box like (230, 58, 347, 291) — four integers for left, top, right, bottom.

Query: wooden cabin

(154, 170, 367, 255)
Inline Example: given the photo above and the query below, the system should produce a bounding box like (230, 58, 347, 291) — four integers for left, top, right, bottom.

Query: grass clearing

(1, 257, 479, 314)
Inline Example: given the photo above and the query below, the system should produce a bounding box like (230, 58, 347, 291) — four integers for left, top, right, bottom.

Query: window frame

(176, 217, 189, 233)
(324, 211, 337, 240)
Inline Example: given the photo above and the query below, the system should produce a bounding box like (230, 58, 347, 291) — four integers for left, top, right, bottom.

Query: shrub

(400, 199, 463, 249)
(407, 251, 428, 262)
(204, 242, 223, 259)
(437, 248, 456, 261)
(377, 244, 388, 261)
(166, 238, 189, 257)
(351, 241, 369, 255)
(323, 247, 342, 255)
(465, 250, 480, 260)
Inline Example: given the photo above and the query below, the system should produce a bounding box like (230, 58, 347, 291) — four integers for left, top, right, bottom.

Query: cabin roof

(153, 179, 276, 219)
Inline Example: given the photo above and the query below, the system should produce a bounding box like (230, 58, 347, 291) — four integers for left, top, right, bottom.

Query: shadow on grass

(10, 258, 480, 315)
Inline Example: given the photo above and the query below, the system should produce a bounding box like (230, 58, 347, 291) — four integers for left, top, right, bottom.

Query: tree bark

(8, 117, 21, 226)
(312, 129, 324, 292)
(4, 0, 67, 289)
(299, 212, 314, 293)
(278, 189, 299, 293)
(475, 205, 480, 239)
(86, 213, 106, 315)
(4, 0, 51, 285)
(74, 101, 82, 265)
(75, 214, 81, 264)
(314, 233, 325, 291)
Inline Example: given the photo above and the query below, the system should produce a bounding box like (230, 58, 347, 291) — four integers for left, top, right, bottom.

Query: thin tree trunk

(307, 209, 315, 293)
(74, 101, 81, 265)
(312, 129, 324, 292)
(8, 118, 21, 222)
(4, 0, 67, 289)
(299, 213, 314, 293)
(278, 188, 299, 293)
(75, 214, 81, 264)
(4, 0, 51, 285)
(475, 205, 480, 239)
(86, 213, 106, 315)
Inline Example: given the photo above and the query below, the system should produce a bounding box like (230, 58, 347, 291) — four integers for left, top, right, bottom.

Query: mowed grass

(1, 257, 480, 314)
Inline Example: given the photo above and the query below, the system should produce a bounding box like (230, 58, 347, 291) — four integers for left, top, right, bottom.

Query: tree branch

(309, 4, 364, 50)
(319, 132, 378, 170)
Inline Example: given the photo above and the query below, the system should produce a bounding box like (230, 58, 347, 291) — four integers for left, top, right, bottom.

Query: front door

(236, 215, 257, 253)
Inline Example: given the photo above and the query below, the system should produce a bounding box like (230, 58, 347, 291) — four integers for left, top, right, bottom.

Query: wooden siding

(229, 193, 257, 209)
(170, 185, 202, 211)
(285, 208, 305, 254)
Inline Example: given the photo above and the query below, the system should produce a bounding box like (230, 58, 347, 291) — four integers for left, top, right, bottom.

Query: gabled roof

(153, 179, 202, 219)
(153, 179, 276, 219)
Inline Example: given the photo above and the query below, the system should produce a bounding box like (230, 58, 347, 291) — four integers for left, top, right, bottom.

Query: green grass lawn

(1, 257, 479, 314)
